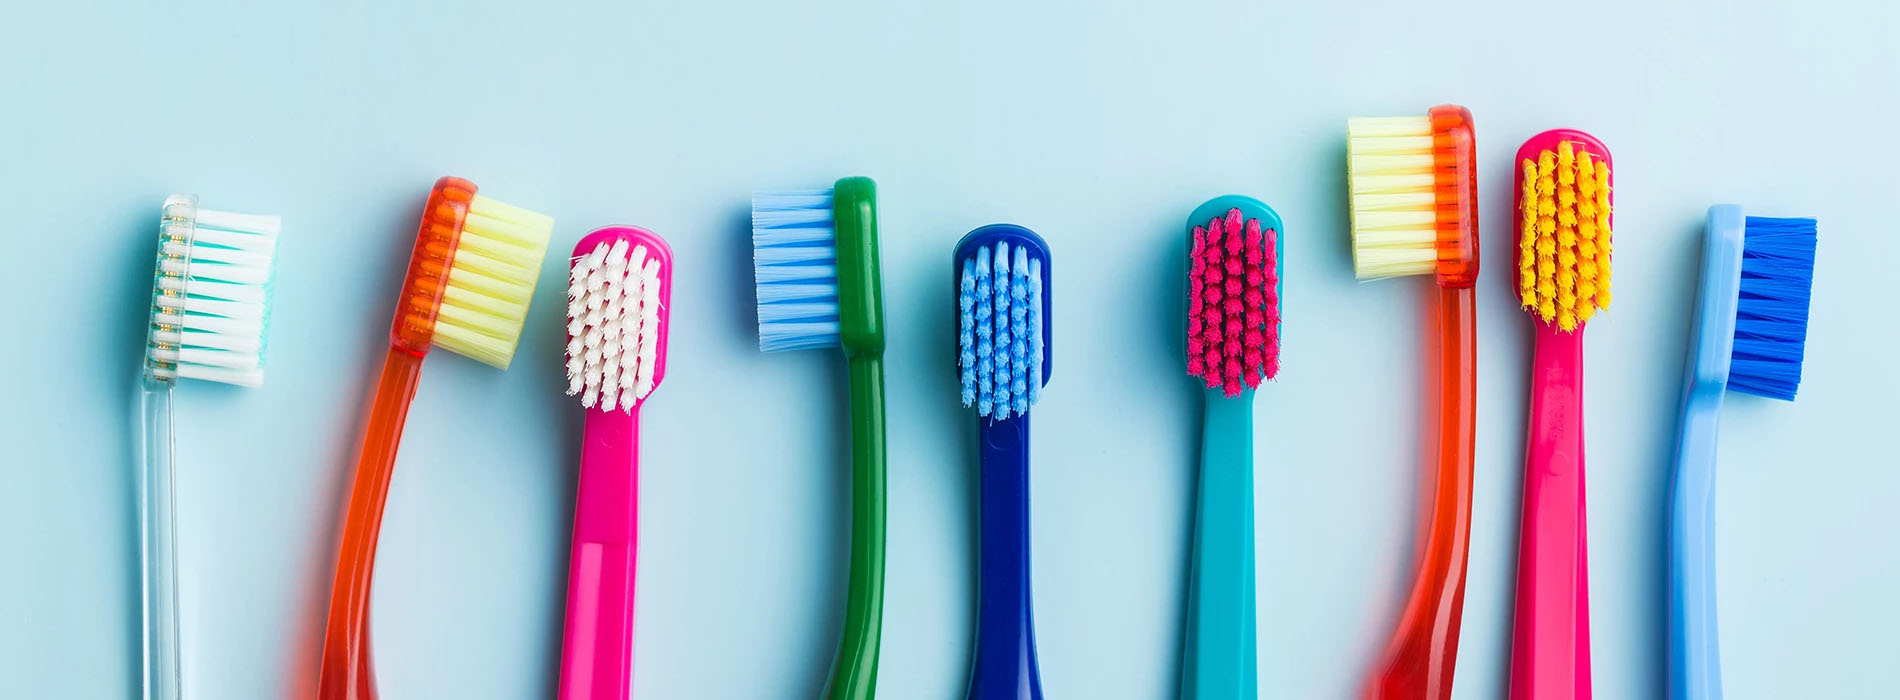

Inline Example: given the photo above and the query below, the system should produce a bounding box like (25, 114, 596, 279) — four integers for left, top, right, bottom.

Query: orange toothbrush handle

(1366, 286, 1477, 700)
(318, 346, 425, 700)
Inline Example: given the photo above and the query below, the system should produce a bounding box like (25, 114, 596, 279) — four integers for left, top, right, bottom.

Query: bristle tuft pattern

(753, 189, 842, 352)
(958, 242, 1045, 419)
(144, 196, 281, 387)
(1346, 116, 1439, 279)
(430, 194, 554, 368)
(1518, 141, 1612, 331)
(1187, 208, 1279, 397)
(566, 239, 665, 412)
(1728, 216, 1816, 401)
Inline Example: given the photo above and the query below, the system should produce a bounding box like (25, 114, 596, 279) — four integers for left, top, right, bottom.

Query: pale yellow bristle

(1518, 142, 1613, 331)
(1346, 116, 1438, 279)
(431, 194, 554, 368)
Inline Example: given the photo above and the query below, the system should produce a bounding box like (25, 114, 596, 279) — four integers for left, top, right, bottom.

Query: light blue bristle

(1027, 259, 1043, 407)
(974, 248, 994, 416)
(1727, 216, 1816, 401)
(753, 189, 841, 352)
(1010, 246, 1030, 416)
(959, 259, 977, 407)
(992, 243, 1013, 417)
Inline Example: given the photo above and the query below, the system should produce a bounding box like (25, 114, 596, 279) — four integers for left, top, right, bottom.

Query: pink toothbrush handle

(559, 409, 641, 700)
(1509, 324, 1592, 700)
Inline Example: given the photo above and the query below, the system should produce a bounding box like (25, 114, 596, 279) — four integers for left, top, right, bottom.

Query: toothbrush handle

(828, 354, 887, 700)
(319, 347, 425, 700)
(137, 383, 181, 700)
(1366, 286, 1476, 700)
(1668, 388, 1724, 700)
(1181, 394, 1257, 700)
(1509, 327, 1592, 700)
(559, 409, 642, 700)
(966, 415, 1043, 700)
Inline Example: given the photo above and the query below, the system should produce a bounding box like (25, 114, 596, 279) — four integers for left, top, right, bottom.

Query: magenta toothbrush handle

(1509, 325, 1592, 700)
(559, 409, 641, 700)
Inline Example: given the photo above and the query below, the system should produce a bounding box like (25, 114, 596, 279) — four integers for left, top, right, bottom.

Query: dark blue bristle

(1727, 216, 1816, 401)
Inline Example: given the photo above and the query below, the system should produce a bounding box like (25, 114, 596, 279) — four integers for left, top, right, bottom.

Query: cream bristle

(565, 239, 665, 413)
(143, 195, 282, 387)
(430, 194, 553, 368)
(1347, 116, 1439, 279)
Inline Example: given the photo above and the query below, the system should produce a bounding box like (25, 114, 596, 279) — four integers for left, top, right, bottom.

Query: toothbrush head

(389, 176, 554, 368)
(1186, 195, 1283, 398)
(565, 226, 672, 412)
(1720, 210, 1815, 400)
(1346, 105, 1479, 287)
(954, 225, 1052, 420)
(142, 194, 282, 388)
(1513, 130, 1613, 332)
(751, 176, 884, 356)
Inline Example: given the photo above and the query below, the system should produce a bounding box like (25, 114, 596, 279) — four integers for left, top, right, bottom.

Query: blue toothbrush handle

(1669, 389, 1725, 700)
(967, 414, 1044, 700)
(1182, 394, 1257, 700)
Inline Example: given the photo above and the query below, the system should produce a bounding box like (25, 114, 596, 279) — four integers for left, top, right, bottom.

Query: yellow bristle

(1345, 116, 1439, 279)
(1519, 141, 1613, 331)
(1575, 151, 1599, 324)
(1593, 160, 1613, 309)
(431, 194, 554, 368)
(1535, 152, 1557, 319)
(1518, 160, 1537, 305)
(1554, 142, 1579, 330)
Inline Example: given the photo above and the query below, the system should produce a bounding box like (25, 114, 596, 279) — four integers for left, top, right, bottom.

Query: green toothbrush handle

(1182, 393, 1258, 699)
(828, 354, 888, 700)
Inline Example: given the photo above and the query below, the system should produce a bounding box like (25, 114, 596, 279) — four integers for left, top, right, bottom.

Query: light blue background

(3, 1, 1896, 698)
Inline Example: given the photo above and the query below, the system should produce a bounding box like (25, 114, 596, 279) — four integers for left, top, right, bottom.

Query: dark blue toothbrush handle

(966, 415, 1044, 700)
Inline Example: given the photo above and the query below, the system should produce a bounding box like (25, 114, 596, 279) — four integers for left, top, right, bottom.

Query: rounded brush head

(142, 193, 282, 388)
(1185, 195, 1283, 397)
(954, 224, 1052, 420)
(565, 226, 672, 413)
(1513, 130, 1613, 332)
(1346, 105, 1479, 287)
(751, 176, 883, 355)
(390, 176, 554, 368)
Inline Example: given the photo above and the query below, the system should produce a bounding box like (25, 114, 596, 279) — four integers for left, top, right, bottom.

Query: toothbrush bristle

(1186, 208, 1279, 397)
(143, 194, 281, 388)
(566, 236, 667, 412)
(1727, 216, 1816, 401)
(1516, 139, 1612, 331)
(958, 239, 1047, 419)
(752, 189, 842, 352)
(428, 193, 554, 368)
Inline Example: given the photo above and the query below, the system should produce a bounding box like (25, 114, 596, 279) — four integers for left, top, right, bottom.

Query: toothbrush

(1667, 207, 1815, 700)
(1346, 105, 1480, 700)
(1507, 131, 1614, 700)
(317, 176, 553, 700)
(954, 225, 1052, 700)
(1180, 196, 1282, 700)
(138, 194, 281, 700)
(557, 226, 673, 700)
(751, 176, 887, 700)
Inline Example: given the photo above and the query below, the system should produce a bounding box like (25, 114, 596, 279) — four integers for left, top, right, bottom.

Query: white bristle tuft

(566, 238, 666, 413)
(143, 195, 281, 388)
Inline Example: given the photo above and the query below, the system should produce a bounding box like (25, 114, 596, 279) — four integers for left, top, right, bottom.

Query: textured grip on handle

(319, 347, 425, 700)
(966, 415, 1043, 700)
(826, 355, 887, 700)
(1509, 325, 1592, 700)
(1366, 286, 1477, 700)
(137, 383, 181, 700)
(1669, 390, 1724, 700)
(1181, 393, 1257, 700)
(560, 409, 642, 700)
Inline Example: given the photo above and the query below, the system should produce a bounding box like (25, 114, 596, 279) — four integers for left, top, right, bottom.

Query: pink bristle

(1260, 226, 1281, 379)
(1200, 217, 1227, 389)
(1219, 210, 1245, 397)
(1242, 220, 1266, 389)
(1186, 226, 1206, 377)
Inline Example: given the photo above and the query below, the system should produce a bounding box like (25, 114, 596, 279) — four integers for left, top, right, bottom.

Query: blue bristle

(1727, 216, 1816, 401)
(974, 248, 994, 416)
(1010, 246, 1030, 416)
(959, 259, 977, 407)
(1027, 259, 1043, 407)
(753, 189, 841, 352)
(992, 243, 1013, 416)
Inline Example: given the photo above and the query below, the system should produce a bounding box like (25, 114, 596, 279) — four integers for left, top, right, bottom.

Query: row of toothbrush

(135, 105, 1816, 700)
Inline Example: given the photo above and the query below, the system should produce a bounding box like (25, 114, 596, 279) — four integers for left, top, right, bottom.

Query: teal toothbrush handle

(1181, 392, 1257, 700)
(1669, 385, 1724, 700)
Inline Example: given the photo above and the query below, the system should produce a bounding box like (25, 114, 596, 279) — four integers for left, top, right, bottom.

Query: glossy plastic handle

(1668, 205, 1746, 700)
(318, 346, 425, 700)
(559, 408, 641, 700)
(1181, 392, 1257, 700)
(1365, 286, 1476, 700)
(826, 355, 887, 700)
(966, 414, 1044, 700)
(1508, 327, 1592, 700)
(137, 382, 181, 700)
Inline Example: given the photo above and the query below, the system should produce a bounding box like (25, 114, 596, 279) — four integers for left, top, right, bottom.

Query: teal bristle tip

(1727, 216, 1816, 401)
(752, 189, 842, 352)
(955, 225, 1050, 420)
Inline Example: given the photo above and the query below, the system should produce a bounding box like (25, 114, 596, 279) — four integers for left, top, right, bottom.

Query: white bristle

(143, 195, 280, 387)
(565, 238, 666, 413)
